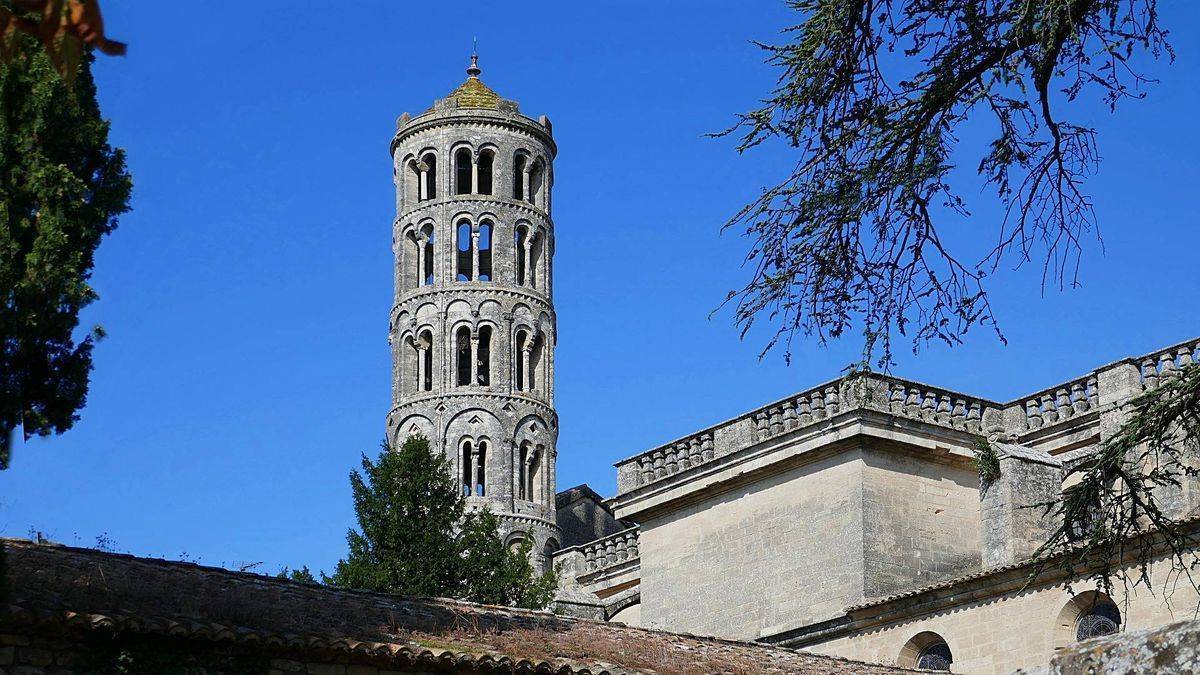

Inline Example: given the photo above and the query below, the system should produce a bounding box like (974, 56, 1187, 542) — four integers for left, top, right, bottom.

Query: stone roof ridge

(555, 483, 611, 509)
(992, 442, 1061, 467)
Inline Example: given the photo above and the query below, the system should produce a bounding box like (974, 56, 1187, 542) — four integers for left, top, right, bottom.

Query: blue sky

(1, 2, 1197, 574)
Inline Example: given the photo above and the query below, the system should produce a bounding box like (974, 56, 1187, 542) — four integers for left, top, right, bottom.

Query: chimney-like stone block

(981, 444, 1064, 570)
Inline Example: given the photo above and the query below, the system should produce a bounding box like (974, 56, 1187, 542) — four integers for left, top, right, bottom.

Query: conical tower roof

(444, 54, 501, 110)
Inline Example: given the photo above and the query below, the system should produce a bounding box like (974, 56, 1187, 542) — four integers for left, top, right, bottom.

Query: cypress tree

(0, 33, 131, 469)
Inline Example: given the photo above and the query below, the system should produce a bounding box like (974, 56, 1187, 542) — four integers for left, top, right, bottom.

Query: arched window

(478, 149, 494, 195)
(418, 329, 434, 392)
(899, 632, 951, 671)
(1076, 602, 1121, 641)
(478, 220, 493, 281)
(461, 440, 473, 496)
(421, 224, 435, 285)
(403, 335, 417, 395)
(528, 229, 542, 289)
(518, 442, 530, 500)
(543, 538, 559, 563)
(455, 147, 472, 195)
(513, 153, 526, 200)
(515, 225, 528, 286)
(477, 325, 492, 386)
(455, 326, 472, 387)
(515, 330, 528, 391)
(456, 219, 473, 281)
(529, 159, 545, 208)
(420, 152, 437, 200)
(407, 228, 421, 288)
(405, 159, 419, 204)
(476, 440, 487, 496)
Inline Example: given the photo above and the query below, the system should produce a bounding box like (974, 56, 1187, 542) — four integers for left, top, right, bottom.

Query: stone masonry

(386, 56, 560, 566)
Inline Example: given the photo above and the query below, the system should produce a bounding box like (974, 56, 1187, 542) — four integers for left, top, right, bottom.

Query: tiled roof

(0, 538, 911, 674)
(446, 76, 501, 109)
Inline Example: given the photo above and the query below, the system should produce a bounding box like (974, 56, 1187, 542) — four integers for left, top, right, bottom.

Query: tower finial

(467, 40, 481, 78)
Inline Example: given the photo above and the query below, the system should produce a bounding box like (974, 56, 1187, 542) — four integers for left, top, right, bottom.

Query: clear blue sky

(2, 2, 1197, 574)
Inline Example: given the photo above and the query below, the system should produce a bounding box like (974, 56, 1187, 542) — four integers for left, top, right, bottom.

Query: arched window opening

(515, 330, 528, 392)
(421, 224, 435, 286)
(529, 159, 545, 208)
(477, 326, 492, 386)
(403, 335, 417, 395)
(405, 159, 419, 204)
(478, 150, 494, 195)
(421, 153, 437, 200)
(528, 231, 542, 289)
(543, 538, 559, 563)
(515, 226, 528, 286)
(407, 229, 421, 288)
(527, 445, 541, 502)
(513, 153, 526, 200)
(476, 440, 487, 496)
(518, 442, 529, 500)
(461, 440, 473, 496)
(899, 632, 951, 671)
(529, 333, 544, 394)
(507, 533, 527, 554)
(455, 326, 472, 387)
(917, 643, 952, 671)
(418, 329, 433, 392)
(1076, 600, 1121, 641)
(478, 221, 493, 281)
(455, 147, 472, 195)
(456, 220, 473, 281)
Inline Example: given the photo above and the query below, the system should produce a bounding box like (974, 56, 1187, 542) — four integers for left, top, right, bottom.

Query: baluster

(640, 458, 652, 486)
(1026, 399, 1043, 430)
(783, 400, 798, 429)
(935, 394, 951, 425)
(951, 398, 967, 429)
(1179, 346, 1195, 369)
(1160, 352, 1180, 381)
(769, 406, 783, 436)
(1055, 388, 1073, 418)
(689, 438, 703, 467)
(825, 386, 840, 415)
(920, 391, 936, 421)
(584, 546, 596, 571)
(675, 442, 689, 471)
(754, 412, 769, 440)
(811, 389, 826, 420)
(1086, 376, 1099, 408)
(665, 446, 678, 476)
(604, 540, 616, 567)
(965, 401, 982, 433)
(1040, 393, 1057, 425)
(1071, 382, 1088, 414)
(629, 535, 639, 558)
(905, 387, 921, 418)
(701, 435, 715, 462)
(798, 396, 813, 425)
(652, 450, 665, 479)
(615, 537, 627, 562)
(890, 383, 906, 414)
(1142, 357, 1159, 390)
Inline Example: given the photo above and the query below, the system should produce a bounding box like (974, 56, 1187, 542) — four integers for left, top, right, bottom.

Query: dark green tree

(329, 435, 556, 609)
(0, 32, 131, 470)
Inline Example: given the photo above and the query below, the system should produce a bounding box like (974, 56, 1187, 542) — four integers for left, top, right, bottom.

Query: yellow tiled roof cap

(447, 53, 500, 109)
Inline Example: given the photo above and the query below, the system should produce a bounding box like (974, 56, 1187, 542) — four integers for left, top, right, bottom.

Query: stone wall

(804, 556, 1200, 675)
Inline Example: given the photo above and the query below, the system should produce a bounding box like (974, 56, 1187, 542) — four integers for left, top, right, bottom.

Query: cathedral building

(387, 60, 1200, 673)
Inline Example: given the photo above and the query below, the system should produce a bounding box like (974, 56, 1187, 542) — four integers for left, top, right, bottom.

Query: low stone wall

(1026, 618, 1200, 674)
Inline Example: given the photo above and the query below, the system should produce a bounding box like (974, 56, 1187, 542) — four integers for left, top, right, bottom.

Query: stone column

(471, 154, 479, 194)
(521, 166, 531, 203)
(416, 235, 427, 287)
(522, 235, 533, 287)
(471, 230, 480, 281)
(470, 334, 479, 387)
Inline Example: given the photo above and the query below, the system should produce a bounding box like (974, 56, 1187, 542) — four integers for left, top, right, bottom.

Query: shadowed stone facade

(387, 56, 560, 567)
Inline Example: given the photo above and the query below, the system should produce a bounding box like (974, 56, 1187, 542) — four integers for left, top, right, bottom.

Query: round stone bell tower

(387, 55, 560, 567)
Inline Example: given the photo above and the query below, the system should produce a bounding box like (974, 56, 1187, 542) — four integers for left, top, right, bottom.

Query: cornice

(392, 113, 556, 157)
(396, 194, 553, 225)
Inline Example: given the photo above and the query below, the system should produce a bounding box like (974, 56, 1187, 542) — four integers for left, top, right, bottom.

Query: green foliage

(1034, 364, 1200, 594)
(329, 435, 556, 609)
(972, 436, 1001, 487)
(0, 32, 131, 470)
(76, 636, 268, 674)
(275, 565, 316, 584)
(718, 0, 1169, 368)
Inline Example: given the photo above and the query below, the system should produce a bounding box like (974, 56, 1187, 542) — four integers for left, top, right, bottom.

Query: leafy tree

(720, 0, 1169, 368)
(0, 31, 131, 470)
(276, 565, 317, 584)
(329, 435, 556, 609)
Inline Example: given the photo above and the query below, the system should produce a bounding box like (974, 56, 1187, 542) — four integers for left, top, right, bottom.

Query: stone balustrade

(1137, 338, 1200, 390)
(612, 337, 1200, 497)
(1017, 373, 1099, 431)
(580, 527, 640, 575)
